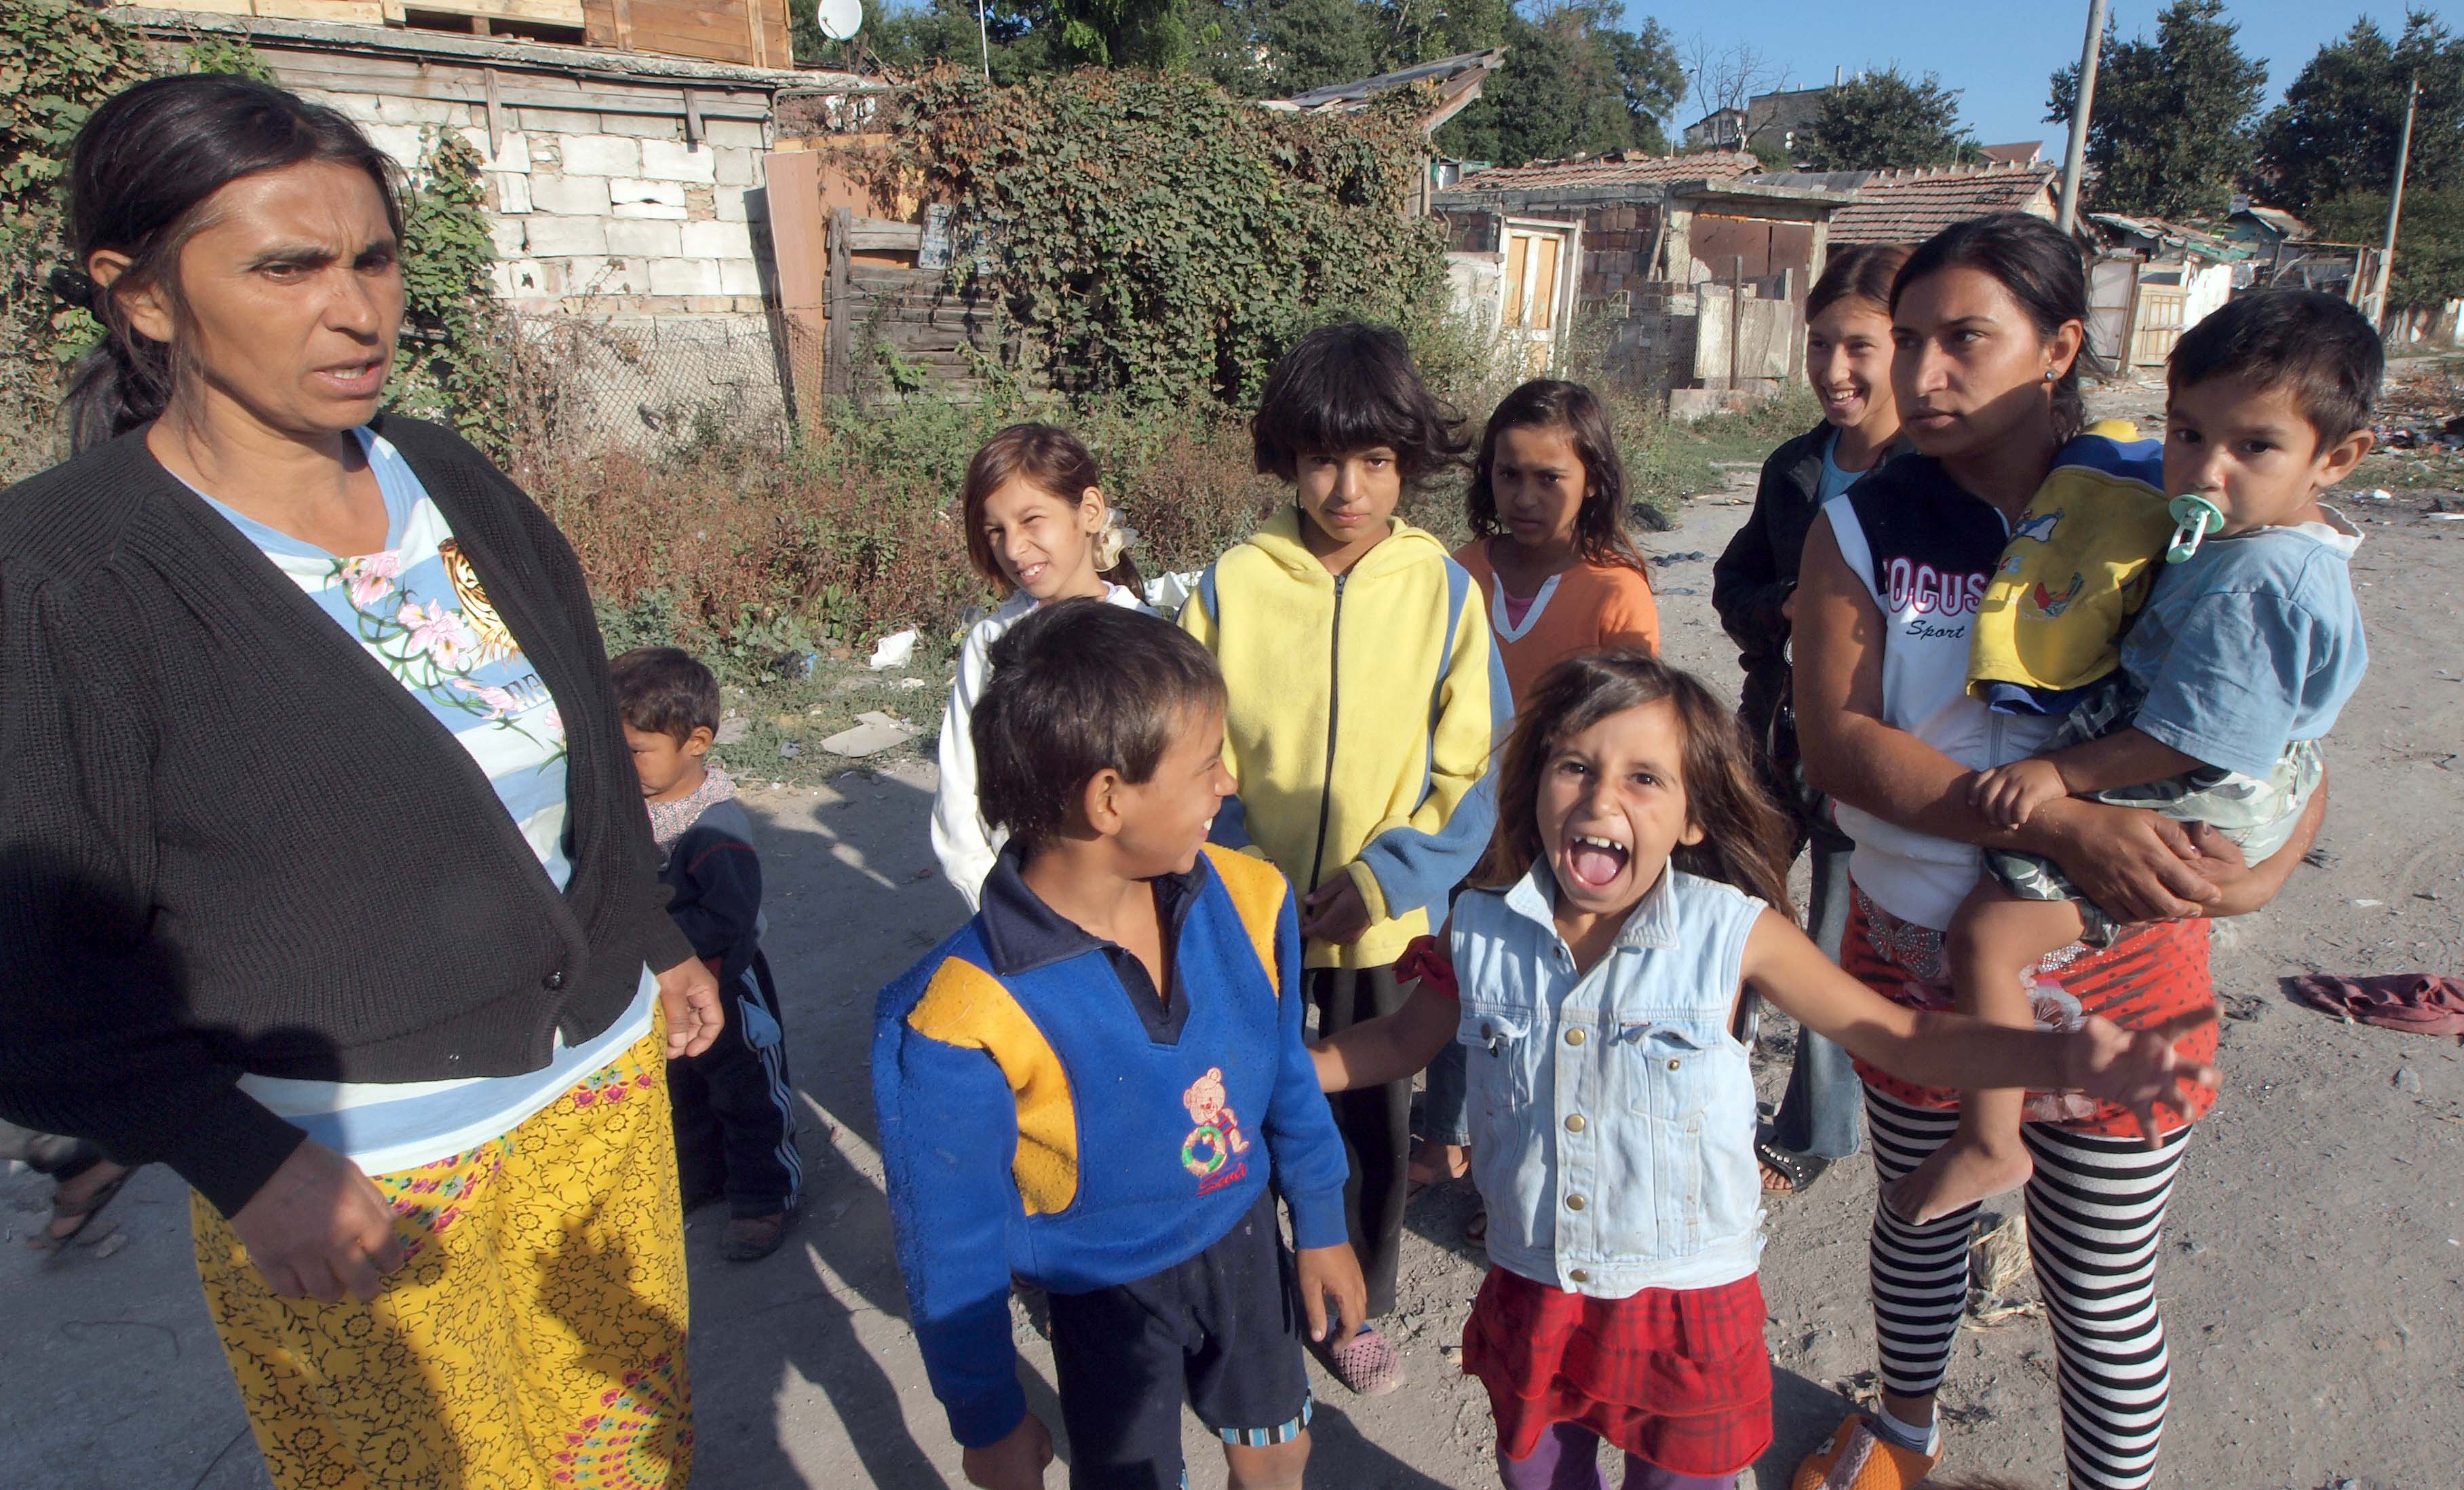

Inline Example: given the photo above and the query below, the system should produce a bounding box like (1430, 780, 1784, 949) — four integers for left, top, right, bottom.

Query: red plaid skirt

(1459, 1267, 1771, 1476)
(1843, 881, 2217, 1136)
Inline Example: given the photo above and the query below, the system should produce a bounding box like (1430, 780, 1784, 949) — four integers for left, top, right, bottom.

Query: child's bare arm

(1971, 727, 2209, 829)
(1311, 981, 1457, 1092)
(2042, 726, 2208, 795)
(1742, 910, 2214, 1142)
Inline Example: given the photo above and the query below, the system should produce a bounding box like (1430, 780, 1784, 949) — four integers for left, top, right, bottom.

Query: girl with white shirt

(1311, 651, 2215, 1490)
(932, 424, 1151, 908)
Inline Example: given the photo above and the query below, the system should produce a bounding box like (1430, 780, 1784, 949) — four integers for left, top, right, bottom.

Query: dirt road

(7, 464, 2460, 1490)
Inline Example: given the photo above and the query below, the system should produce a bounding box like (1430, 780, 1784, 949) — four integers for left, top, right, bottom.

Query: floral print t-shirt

(194, 429, 653, 1174)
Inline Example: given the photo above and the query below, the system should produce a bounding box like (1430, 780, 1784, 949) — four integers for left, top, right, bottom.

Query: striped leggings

(1864, 1084, 2191, 1490)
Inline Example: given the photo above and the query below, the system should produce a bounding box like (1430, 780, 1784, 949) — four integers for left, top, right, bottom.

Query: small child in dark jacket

(613, 647, 801, 1261)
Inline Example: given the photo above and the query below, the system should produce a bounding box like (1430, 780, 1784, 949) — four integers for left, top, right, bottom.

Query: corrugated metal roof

(1824, 163, 2060, 246)
(2234, 205, 2312, 242)
(2086, 212, 2252, 262)
(1267, 49, 1504, 110)
(1448, 150, 1763, 193)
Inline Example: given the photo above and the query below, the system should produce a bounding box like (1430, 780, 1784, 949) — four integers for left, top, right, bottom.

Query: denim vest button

(1666, 1058, 1681, 1072)
(1566, 1193, 1586, 1211)
(1565, 1028, 1585, 1046)
(1564, 1114, 1585, 1133)
(1568, 1268, 1590, 1284)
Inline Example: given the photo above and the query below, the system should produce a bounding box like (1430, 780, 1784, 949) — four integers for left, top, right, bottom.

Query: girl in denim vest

(1313, 651, 2217, 1490)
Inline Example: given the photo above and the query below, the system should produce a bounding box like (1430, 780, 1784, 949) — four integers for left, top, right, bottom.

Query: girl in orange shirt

(1457, 379, 1661, 704)
(1417, 379, 1659, 1216)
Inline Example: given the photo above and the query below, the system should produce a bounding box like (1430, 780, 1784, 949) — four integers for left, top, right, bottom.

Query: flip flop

(1790, 1414, 1938, 1490)
(32, 1160, 132, 1253)
(1757, 1124, 1833, 1197)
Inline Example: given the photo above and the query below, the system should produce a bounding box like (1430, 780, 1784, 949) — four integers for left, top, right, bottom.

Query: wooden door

(1500, 219, 1576, 375)
(2132, 283, 2187, 367)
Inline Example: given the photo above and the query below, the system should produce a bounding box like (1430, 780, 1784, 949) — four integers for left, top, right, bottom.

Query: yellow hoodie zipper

(1305, 571, 1348, 894)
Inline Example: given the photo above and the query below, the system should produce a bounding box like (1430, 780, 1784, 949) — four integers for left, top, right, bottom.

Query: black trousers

(668, 951, 802, 1219)
(1307, 962, 1410, 1319)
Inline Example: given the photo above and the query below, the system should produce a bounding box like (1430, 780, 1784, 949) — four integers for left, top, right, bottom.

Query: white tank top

(1820, 457, 2056, 928)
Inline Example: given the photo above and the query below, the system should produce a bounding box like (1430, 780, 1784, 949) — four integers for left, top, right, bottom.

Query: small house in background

(2225, 202, 2313, 256)
(1807, 160, 2062, 247)
(2081, 213, 2250, 368)
(1433, 151, 1853, 412)
(1680, 83, 1832, 163)
(2220, 201, 2372, 298)
(1978, 141, 2045, 166)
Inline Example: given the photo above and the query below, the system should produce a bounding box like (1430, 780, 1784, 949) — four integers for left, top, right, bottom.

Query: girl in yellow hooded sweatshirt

(1180, 322, 1510, 1396)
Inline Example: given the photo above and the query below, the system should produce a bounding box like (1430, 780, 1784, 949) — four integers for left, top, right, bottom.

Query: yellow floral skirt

(193, 1025, 695, 1489)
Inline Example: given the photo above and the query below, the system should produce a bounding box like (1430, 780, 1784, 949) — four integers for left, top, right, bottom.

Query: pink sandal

(1313, 1323, 1405, 1396)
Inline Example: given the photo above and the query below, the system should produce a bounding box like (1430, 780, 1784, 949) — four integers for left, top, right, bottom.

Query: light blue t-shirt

(2118, 509, 2368, 781)
(1813, 428, 1866, 505)
(190, 428, 655, 1174)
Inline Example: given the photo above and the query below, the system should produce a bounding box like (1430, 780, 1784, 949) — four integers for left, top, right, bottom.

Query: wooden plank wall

(822, 209, 1002, 406)
(583, 0, 788, 66)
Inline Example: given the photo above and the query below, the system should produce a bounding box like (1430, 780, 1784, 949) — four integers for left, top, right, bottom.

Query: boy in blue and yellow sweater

(874, 600, 1362, 1490)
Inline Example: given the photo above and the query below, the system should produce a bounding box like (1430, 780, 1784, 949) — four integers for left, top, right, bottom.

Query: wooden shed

(113, 0, 791, 66)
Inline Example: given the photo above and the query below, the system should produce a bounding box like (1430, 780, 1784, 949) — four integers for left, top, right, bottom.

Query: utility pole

(2057, 0, 2108, 234)
(2368, 73, 2418, 328)
(976, 0, 992, 80)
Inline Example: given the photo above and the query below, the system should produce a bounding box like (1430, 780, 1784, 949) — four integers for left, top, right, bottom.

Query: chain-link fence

(494, 309, 818, 461)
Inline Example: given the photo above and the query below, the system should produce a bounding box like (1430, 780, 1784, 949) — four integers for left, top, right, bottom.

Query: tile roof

(1449, 150, 1763, 193)
(1825, 163, 2060, 246)
(1978, 141, 2045, 166)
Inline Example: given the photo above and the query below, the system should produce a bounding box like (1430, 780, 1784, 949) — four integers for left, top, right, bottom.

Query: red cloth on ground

(1459, 1265, 1772, 1477)
(2286, 973, 2464, 1037)
(1842, 881, 2218, 1136)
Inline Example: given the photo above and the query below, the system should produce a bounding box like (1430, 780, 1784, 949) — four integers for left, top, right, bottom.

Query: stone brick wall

(295, 88, 775, 318)
(1569, 202, 1666, 305)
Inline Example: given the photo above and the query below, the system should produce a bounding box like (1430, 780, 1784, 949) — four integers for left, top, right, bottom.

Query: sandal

(33, 1158, 133, 1253)
(1311, 1322, 1405, 1396)
(722, 1209, 794, 1263)
(1790, 1414, 1938, 1490)
(1757, 1124, 1833, 1197)
(1461, 1205, 1488, 1246)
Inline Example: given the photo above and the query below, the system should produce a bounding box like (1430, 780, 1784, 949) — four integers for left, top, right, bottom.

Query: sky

(1629, 0, 2462, 155)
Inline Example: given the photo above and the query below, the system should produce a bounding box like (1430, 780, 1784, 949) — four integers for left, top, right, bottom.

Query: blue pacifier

(2165, 494, 2225, 565)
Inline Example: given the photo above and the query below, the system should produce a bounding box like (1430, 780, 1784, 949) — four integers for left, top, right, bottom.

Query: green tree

(2312, 186, 2464, 311)
(797, 0, 1061, 81)
(1249, 0, 1384, 95)
(1437, 3, 1681, 165)
(1801, 66, 1971, 170)
(2256, 13, 2464, 214)
(2047, 0, 2265, 218)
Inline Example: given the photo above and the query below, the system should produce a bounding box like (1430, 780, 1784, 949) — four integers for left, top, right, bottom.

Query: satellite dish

(815, 0, 862, 41)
